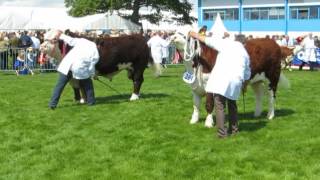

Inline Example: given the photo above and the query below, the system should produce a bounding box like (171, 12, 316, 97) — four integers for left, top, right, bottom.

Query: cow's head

(39, 30, 63, 61)
(170, 32, 187, 52)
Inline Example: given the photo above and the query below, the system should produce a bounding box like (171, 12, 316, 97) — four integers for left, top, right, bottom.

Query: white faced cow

(40, 30, 153, 101)
(171, 32, 290, 128)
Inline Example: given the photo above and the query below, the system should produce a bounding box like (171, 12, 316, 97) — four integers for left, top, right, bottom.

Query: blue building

(197, 0, 320, 37)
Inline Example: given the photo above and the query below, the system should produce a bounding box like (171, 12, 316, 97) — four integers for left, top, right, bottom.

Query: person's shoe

(217, 128, 228, 139)
(217, 133, 227, 139)
(49, 106, 56, 110)
(227, 127, 239, 136)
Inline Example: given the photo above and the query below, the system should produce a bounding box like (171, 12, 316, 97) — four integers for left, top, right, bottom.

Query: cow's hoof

(190, 113, 199, 124)
(204, 115, 214, 128)
(267, 112, 274, 120)
(80, 98, 86, 104)
(130, 93, 139, 101)
(190, 119, 198, 124)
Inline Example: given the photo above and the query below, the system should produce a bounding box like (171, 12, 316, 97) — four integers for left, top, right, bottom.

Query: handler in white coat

(47, 30, 99, 109)
(301, 33, 316, 71)
(147, 31, 170, 77)
(189, 31, 251, 138)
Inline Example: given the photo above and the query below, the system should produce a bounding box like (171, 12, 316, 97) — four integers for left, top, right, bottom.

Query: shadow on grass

(195, 108, 295, 132)
(238, 108, 295, 120)
(155, 75, 177, 78)
(239, 121, 267, 132)
(95, 93, 170, 104)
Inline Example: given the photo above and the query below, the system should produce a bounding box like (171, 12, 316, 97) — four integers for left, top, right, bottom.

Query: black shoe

(49, 106, 56, 110)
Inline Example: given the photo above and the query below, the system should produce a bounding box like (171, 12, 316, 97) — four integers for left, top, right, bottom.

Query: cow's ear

(64, 29, 71, 35)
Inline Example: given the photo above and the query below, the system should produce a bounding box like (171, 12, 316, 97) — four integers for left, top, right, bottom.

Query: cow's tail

(278, 72, 290, 89)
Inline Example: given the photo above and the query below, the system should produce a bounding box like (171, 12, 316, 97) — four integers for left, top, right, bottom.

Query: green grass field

(0, 66, 320, 179)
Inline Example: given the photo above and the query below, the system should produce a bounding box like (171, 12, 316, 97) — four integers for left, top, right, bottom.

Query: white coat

(301, 36, 316, 62)
(204, 37, 251, 100)
(57, 34, 99, 79)
(147, 35, 170, 63)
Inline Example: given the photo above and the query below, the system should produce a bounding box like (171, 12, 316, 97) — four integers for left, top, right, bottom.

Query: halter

(183, 34, 201, 62)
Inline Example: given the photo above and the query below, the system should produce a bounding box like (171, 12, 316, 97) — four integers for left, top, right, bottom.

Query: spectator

(161, 31, 170, 68)
(18, 31, 33, 48)
(301, 33, 316, 71)
(281, 35, 295, 47)
(198, 25, 208, 36)
(147, 31, 171, 77)
(0, 35, 9, 70)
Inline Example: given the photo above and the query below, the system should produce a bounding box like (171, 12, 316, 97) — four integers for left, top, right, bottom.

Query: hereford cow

(280, 46, 295, 71)
(172, 33, 289, 127)
(40, 30, 152, 101)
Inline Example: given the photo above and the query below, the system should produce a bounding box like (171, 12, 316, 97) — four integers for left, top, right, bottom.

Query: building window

(243, 7, 285, 20)
(290, 6, 320, 19)
(310, 6, 319, 19)
(203, 8, 239, 21)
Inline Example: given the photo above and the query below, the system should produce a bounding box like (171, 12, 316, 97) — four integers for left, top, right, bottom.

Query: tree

(64, 0, 196, 27)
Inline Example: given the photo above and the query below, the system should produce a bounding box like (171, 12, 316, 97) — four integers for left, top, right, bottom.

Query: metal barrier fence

(0, 45, 181, 75)
(0, 47, 58, 74)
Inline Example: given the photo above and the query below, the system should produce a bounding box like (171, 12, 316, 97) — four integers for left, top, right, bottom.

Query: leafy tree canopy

(64, 0, 196, 26)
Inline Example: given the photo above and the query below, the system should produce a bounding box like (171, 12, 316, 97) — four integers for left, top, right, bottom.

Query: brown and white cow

(280, 46, 295, 71)
(40, 31, 152, 101)
(172, 33, 289, 127)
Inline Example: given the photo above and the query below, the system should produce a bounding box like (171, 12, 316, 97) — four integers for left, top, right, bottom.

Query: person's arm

(189, 31, 206, 43)
(189, 31, 225, 52)
(49, 30, 78, 47)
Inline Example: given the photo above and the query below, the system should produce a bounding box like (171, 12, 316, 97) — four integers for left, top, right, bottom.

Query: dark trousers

(214, 94, 238, 137)
(49, 71, 73, 108)
(49, 72, 95, 108)
(79, 78, 95, 105)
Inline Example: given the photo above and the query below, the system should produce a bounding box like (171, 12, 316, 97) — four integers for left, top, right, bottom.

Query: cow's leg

(190, 91, 201, 124)
(129, 68, 144, 101)
(267, 90, 275, 120)
(204, 93, 214, 128)
(265, 65, 280, 119)
(251, 82, 264, 117)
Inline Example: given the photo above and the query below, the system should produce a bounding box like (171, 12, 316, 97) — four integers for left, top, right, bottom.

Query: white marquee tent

(0, 7, 140, 31)
(209, 13, 229, 38)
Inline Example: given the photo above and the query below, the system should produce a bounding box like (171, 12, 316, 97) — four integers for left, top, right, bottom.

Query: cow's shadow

(95, 93, 169, 104)
(237, 108, 294, 132)
(238, 108, 295, 120)
(197, 108, 294, 132)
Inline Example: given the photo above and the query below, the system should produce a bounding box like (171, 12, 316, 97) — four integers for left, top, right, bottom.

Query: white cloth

(57, 34, 99, 79)
(147, 35, 170, 63)
(302, 36, 316, 62)
(204, 37, 251, 100)
(280, 38, 294, 47)
(30, 36, 40, 49)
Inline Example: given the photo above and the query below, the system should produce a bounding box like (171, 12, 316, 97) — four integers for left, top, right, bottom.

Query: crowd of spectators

(1, 28, 320, 74)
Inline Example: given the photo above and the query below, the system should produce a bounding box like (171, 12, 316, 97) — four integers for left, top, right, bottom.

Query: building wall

(198, 0, 320, 37)
(202, 0, 238, 7)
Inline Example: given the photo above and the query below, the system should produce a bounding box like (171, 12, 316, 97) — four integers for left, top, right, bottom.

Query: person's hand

(188, 31, 197, 39)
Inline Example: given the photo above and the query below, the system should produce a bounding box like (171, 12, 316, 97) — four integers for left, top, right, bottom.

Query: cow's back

(245, 38, 281, 78)
(95, 35, 150, 75)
